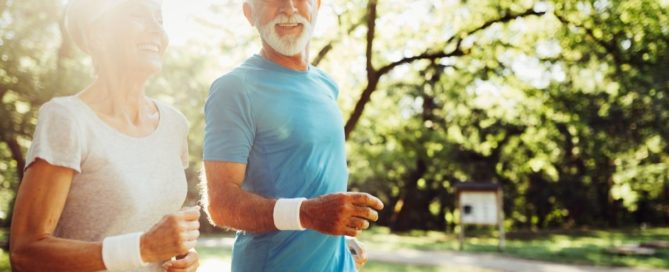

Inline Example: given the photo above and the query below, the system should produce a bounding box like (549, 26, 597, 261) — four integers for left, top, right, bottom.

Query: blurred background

(1, 0, 668, 271)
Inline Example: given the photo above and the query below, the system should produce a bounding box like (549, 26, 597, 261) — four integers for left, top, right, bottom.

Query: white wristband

(273, 198, 307, 231)
(101, 232, 147, 271)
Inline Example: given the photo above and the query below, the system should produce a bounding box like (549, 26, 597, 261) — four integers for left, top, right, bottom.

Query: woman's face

(92, 0, 168, 78)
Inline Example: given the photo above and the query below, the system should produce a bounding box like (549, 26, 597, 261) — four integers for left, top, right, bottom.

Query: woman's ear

(85, 30, 104, 54)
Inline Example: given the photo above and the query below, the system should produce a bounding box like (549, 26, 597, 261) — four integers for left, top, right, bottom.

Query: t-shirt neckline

(70, 95, 164, 141)
(253, 54, 313, 75)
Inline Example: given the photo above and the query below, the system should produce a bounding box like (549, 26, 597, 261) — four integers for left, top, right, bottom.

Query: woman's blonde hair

(65, 0, 129, 54)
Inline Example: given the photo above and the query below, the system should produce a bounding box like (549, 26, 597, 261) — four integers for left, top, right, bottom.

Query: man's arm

(204, 161, 276, 232)
(203, 161, 384, 235)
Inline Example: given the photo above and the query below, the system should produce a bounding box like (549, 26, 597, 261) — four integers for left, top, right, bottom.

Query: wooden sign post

(454, 182, 505, 251)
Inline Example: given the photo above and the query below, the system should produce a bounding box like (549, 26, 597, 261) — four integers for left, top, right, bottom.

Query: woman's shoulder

(153, 99, 189, 130)
(38, 96, 86, 122)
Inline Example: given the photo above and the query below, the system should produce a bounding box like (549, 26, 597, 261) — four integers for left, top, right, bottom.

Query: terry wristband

(101, 232, 147, 271)
(273, 198, 307, 231)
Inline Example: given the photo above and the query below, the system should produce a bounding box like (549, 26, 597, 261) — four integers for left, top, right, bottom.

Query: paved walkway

(367, 248, 669, 272)
(198, 237, 669, 272)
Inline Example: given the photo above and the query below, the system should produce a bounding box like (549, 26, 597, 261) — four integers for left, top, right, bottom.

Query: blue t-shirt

(203, 55, 356, 272)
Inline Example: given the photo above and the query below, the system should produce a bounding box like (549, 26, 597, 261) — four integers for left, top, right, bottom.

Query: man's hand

(347, 237, 367, 269)
(300, 192, 384, 237)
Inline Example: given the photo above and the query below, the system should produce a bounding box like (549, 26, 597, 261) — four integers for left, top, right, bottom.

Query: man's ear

(243, 2, 255, 26)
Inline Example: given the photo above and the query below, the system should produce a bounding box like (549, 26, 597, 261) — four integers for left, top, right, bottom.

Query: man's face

(247, 0, 319, 56)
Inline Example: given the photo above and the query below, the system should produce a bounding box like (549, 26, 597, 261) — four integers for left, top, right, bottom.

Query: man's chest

(252, 86, 344, 149)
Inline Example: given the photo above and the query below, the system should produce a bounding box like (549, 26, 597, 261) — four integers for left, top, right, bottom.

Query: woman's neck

(78, 74, 157, 126)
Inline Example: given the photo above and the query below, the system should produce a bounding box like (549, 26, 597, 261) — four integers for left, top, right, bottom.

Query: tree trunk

(390, 157, 427, 231)
(2, 137, 25, 245)
(6, 137, 25, 181)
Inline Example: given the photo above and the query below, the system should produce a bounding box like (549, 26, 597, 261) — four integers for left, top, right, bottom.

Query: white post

(497, 188, 505, 251)
(458, 192, 465, 251)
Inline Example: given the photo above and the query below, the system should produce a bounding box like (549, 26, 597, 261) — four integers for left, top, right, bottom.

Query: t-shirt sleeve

(25, 101, 83, 173)
(316, 68, 340, 100)
(203, 74, 255, 164)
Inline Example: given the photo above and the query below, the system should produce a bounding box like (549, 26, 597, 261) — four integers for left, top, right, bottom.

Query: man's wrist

(299, 199, 312, 230)
(273, 198, 307, 230)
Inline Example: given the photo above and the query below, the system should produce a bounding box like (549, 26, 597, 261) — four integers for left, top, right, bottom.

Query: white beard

(257, 13, 316, 56)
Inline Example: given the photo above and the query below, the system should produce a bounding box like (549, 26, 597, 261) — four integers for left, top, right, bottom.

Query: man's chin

(267, 39, 307, 56)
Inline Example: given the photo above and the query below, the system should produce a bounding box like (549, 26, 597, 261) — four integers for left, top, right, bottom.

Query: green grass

(358, 226, 669, 269)
(1, 228, 666, 271)
(0, 251, 8, 272)
(197, 246, 233, 271)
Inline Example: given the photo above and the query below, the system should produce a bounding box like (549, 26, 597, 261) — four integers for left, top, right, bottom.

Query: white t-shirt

(25, 96, 189, 271)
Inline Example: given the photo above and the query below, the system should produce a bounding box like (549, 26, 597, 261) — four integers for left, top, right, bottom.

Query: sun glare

(162, 0, 337, 47)
(162, 0, 239, 46)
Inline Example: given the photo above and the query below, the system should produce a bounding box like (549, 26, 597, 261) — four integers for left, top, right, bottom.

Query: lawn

(357, 226, 669, 269)
(0, 227, 666, 271)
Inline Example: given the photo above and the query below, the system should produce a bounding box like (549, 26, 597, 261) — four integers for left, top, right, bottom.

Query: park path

(198, 237, 669, 272)
(366, 248, 669, 272)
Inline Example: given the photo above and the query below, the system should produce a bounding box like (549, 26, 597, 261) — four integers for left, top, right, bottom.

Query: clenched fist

(300, 192, 384, 237)
(140, 206, 201, 263)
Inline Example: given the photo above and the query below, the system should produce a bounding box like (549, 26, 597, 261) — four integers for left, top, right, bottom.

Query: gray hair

(65, 0, 132, 54)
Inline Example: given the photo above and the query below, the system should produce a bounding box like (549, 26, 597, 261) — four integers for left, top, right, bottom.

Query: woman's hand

(140, 206, 201, 263)
(162, 249, 200, 272)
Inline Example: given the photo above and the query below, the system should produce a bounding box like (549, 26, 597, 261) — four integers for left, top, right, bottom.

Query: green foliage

(0, 0, 668, 238)
(344, 0, 669, 230)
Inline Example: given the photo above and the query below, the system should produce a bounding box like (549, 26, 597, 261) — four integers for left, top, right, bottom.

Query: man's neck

(260, 42, 310, 71)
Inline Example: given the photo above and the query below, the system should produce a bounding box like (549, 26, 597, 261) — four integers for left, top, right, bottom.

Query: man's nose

(278, 0, 298, 16)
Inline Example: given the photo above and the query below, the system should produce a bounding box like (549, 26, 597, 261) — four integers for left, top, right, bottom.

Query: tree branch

(344, 8, 546, 139)
(552, 12, 623, 66)
(5, 137, 25, 182)
(377, 9, 546, 76)
(454, 9, 546, 44)
(365, 0, 378, 78)
(312, 19, 364, 66)
(311, 43, 333, 67)
(0, 85, 7, 101)
(376, 49, 463, 77)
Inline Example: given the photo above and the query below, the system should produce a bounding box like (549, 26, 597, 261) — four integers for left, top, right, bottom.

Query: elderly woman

(9, 0, 200, 271)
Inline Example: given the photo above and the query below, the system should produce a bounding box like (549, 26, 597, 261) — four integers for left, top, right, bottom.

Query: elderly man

(202, 0, 384, 271)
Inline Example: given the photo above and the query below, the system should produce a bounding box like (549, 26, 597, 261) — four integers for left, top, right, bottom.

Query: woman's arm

(10, 159, 105, 271)
(10, 159, 202, 271)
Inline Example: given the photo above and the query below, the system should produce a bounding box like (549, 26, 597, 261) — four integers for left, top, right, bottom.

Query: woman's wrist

(101, 232, 146, 270)
(139, 233, 153, 263)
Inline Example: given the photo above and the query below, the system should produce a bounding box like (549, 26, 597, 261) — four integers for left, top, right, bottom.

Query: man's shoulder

(209, 56, 265, 93)
(310, 67, 339, 98)
(209, 70, 249, 95)
(311, 66, 335, 81)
